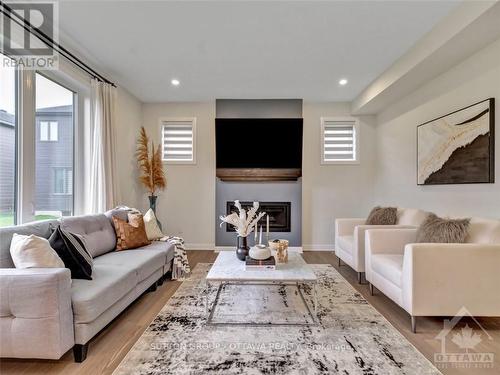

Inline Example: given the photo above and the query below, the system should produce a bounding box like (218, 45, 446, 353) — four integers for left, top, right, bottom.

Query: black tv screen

(216, 118, 303, 169)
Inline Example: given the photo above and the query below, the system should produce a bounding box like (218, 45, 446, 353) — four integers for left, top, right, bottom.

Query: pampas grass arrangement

(136, 126, 166, 196)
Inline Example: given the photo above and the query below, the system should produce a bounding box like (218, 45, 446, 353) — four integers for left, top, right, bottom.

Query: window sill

(321, 160, 360, 165)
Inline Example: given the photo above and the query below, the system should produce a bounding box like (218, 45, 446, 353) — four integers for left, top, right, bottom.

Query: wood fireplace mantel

(216, 168, 302, 182)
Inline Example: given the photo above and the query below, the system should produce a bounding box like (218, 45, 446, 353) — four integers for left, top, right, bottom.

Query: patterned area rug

(114, 263, 440, 375)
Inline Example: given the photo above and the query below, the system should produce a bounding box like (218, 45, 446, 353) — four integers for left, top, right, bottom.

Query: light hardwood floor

(1, 251, 499, 375)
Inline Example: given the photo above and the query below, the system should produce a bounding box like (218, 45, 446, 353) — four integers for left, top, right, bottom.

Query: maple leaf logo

(451, 324, 482, 352)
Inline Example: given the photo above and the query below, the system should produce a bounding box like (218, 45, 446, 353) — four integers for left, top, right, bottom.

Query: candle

(266, 214, 270, 242)
(254, 222, 258, 243)
(259, 225, 262, 245)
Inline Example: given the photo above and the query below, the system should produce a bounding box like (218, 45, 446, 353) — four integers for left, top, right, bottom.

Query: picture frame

(417, 98, 495, 185)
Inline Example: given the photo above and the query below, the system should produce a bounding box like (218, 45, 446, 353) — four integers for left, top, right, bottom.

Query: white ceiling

(58, 1, 460, 102)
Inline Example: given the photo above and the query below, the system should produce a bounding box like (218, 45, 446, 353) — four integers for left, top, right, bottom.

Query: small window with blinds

(161, 118, 196, 164)
(321, 118, 359, 164)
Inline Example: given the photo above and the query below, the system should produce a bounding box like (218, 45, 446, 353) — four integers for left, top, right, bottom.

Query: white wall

(302, 102, 377, 250)
(374, 37, 500, 218)
(115, 87, 144, 208)
(141, 102, 216, 249)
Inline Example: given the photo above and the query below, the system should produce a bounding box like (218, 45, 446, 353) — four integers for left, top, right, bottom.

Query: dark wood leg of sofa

(147, 282, 158, 292)
(73, 343, 89, 363)
(164, 270, 172, 280)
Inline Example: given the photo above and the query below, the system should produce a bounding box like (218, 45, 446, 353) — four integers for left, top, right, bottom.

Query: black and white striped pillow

(49, 225, 93, 280)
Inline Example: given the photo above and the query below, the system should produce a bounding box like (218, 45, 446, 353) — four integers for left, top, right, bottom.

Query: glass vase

(148, 195, 162, 231)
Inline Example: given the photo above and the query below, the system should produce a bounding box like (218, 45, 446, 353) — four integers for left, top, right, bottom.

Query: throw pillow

(49, 225, 93, 280)
(113, 214, 150, 251)
(10, 233, 65, 269)
(416, 214, 471, 243)
(142, 208, 164, 240)
(366, 206, 398, 225)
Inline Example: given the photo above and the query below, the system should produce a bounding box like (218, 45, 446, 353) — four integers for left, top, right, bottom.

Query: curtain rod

(0, 3, 117, 87)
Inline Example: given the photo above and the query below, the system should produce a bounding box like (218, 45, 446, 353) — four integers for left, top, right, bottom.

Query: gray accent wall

(216, 99, 302, 119)
(215, 99, 303, 247)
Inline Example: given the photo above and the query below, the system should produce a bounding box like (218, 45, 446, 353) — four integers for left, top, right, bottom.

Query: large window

(0, 53, 17, 227)
(35, 73, 75, 219)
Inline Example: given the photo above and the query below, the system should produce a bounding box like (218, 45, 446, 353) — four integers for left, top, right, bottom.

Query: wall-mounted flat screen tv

(215, 118, 303, 169)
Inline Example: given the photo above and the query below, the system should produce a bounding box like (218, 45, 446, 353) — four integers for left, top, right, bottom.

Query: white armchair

(365, 218, 500, 333)
(335, 208, 427, 283)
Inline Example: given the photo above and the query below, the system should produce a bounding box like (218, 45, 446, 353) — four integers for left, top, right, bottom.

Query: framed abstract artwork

(417, 98, 495, 185)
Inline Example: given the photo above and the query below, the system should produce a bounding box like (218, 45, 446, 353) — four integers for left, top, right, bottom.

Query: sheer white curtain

(88, 79, 118, 213)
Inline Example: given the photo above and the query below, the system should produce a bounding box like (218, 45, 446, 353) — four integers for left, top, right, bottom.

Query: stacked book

(245, 256, 276, 270)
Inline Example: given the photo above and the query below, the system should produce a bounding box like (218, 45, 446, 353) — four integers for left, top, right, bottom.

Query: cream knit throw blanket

(156, 236, 190, 280)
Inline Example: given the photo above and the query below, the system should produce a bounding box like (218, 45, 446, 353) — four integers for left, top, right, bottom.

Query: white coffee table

(205, 251, 318, 326)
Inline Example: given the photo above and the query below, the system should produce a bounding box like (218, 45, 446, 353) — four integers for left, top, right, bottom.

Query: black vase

(148, 195, 163, 231)
(236, 236, 249, 261)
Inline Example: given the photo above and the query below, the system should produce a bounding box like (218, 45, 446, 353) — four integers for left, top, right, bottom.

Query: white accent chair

(334, 208, 428, 283)
(365, 217, 500, 333)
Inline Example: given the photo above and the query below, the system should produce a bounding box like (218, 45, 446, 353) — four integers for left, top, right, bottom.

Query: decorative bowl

(249, 244, 272, 260)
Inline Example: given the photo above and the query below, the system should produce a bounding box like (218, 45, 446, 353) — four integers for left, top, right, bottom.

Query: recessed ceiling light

(171, 79, 180, 86)
(339, 78, 348, 86)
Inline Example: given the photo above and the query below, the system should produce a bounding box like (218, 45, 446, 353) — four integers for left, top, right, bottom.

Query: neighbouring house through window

(35, 73, 75, 218)
(0, 53, 17, 227)
(53, 168, 73, 195)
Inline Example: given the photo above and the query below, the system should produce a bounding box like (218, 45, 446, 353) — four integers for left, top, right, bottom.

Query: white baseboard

(184, 243, 215, 251)
(185, 244, 333, 252)
(214, 246, 235, 252)
(215, 246, 303, 253)
(302, 244, 334, 252)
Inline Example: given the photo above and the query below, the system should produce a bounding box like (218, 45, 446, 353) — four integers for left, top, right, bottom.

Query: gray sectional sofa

(0, 209, 175, 362)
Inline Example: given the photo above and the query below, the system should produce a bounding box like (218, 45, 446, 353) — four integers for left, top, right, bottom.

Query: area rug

(113, 264, 440, 374)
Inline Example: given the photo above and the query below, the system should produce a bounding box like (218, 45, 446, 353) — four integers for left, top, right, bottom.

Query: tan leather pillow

(112, 214, 150, 251)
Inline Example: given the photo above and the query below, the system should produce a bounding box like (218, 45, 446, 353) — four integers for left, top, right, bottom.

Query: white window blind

(321, 118, 358, 163)
(161, 118, 196, 163)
